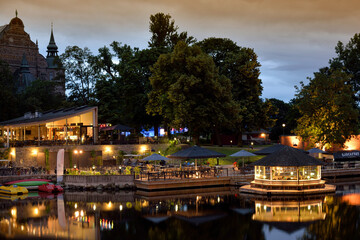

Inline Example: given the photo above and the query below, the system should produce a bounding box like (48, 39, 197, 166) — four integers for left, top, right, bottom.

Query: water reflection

(252, 198, 326, 223)
(0, 187, 359, 239)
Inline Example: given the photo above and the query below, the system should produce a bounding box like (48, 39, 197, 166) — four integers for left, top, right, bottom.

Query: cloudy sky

(1, 0, 360, 102)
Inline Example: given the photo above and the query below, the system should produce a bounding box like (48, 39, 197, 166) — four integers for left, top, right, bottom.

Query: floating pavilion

(240, 146, 336, 195)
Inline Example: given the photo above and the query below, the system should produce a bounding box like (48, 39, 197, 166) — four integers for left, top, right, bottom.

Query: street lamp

(282, 123, 286, 136)
(230, 140, 233, 147)
(74, 149, 83, 171)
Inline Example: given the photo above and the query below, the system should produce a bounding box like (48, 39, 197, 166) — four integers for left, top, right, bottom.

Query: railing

(137, 166, 228, 181)
(321, 162, 360, 170)
(0, 166, 47, 176)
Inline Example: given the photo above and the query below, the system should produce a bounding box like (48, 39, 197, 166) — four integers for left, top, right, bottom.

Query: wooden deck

(239, 184, 336, 195)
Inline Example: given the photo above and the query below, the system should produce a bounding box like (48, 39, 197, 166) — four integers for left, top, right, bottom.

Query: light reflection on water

(0, 185, 359, 240)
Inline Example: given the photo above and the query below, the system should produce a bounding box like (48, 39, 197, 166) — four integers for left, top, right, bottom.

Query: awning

(333, 151, 360, 161)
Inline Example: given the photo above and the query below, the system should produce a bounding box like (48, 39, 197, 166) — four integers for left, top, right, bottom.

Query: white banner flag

(57, 149, 64, 183)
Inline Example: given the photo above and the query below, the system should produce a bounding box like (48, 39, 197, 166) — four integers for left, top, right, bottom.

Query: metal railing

(137, 166, 228, 181)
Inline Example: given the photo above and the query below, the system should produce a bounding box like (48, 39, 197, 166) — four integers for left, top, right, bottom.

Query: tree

(267, 98, 295, 141)
(17, 79, 65, 113)
(60, 46, 98, 106)
(294, 68, 359, 149)
(198, 38, 269, 145)
(147, 41, 240, 144)
(330, 33, 360, 104)
(94, 42, 158, 132)
(148, 13, 195, 51)
(0, 60, 18, 121)
(148, 13, 196, 136)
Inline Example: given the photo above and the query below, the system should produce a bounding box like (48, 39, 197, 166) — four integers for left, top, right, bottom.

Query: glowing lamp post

(74, 149, 83, 171)
(282, 123, 286, 136)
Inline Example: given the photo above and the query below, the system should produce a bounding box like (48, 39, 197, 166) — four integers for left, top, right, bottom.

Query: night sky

(1, 0, 360, 102)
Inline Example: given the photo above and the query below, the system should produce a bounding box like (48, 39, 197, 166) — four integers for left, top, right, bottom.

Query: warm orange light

(105, 147, 111, 153)
(10, 150, 15, 156)
(34, 207, 39, 215)
(74, 150, 78, 154)
(32, 149, 38, 156)
(140, 145, 147, 153)
(341, 193, 360, 206)
(260, 133, 266, 138)
(11, 207, 17, 218)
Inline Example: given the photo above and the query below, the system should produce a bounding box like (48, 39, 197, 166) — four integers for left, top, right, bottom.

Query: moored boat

(4, 179, 51, 187)
(38, 183, 64, 193)
(0, 185, 29, 195)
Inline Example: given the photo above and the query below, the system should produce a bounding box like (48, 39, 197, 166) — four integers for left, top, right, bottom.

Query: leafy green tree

(60, 46, 98, 105)
(330, 33, 360, 103)
(0, 60, 18, 121)
(197, 38, 270, 145)
(148, 13, 196, 51)
(94, 42, 158, 132)
(17, 79, 64, 113)
(147, 41, 240, 144)
(267, 98, 298, 141)
(148, 13, 196, 136)
(294, 68, 359, 149)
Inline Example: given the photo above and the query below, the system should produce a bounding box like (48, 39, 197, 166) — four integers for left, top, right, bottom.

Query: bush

(96, 156, 103, 166)
(126, 166, 132, 175)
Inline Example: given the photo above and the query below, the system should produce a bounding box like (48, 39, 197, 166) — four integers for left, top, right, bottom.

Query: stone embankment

(63, 175, 135, 191)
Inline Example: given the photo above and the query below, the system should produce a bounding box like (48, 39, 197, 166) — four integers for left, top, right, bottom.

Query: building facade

(0, 11, 65, 94)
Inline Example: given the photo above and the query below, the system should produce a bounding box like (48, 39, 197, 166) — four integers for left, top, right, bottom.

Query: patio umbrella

(168, 145, 225, 169)
(142, 153, 169, 161)
(230, 150, 256, 167)
(307, 148, 326, 154)
(308, 147, 327, 159)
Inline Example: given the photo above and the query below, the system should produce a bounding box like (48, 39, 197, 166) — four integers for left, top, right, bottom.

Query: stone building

(0, 11, 65, 94)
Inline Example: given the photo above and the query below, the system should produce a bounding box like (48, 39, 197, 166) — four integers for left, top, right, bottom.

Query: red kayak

(38, 183, 64, 193)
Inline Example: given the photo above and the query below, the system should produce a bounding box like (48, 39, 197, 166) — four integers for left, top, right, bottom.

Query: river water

(0, 184, 359, 240)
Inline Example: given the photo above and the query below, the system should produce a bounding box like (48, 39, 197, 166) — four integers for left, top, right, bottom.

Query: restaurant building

(0, 106, 98, 146)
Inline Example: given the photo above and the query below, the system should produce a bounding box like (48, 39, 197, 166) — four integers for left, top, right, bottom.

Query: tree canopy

(148, 13, 196, 51)
(147, 41, 240, 143)
(330, 33, 360, 104)
(198, 38, 273, 144)
(94, 42, 158, 131)
(0, 60, 18, 121)
(60, 46, 98, 106)
(294, 68, 359, 149)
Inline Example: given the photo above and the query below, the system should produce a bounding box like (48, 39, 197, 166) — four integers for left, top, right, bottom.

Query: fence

(138, 166, 228, 181)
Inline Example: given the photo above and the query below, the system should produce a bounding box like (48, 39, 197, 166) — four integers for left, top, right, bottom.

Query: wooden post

(38, 124, 40, 146)
(65, 119, 68, 144)
(6, 127, 9, 148)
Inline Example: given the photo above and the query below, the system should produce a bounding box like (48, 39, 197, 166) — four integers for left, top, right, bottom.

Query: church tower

(45, 24, 65, 94)
(46, 24, 59, 68)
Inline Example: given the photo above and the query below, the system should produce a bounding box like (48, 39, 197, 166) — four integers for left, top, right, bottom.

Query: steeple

(46, 23, 59, 68)
(46, 23, 58, 58)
